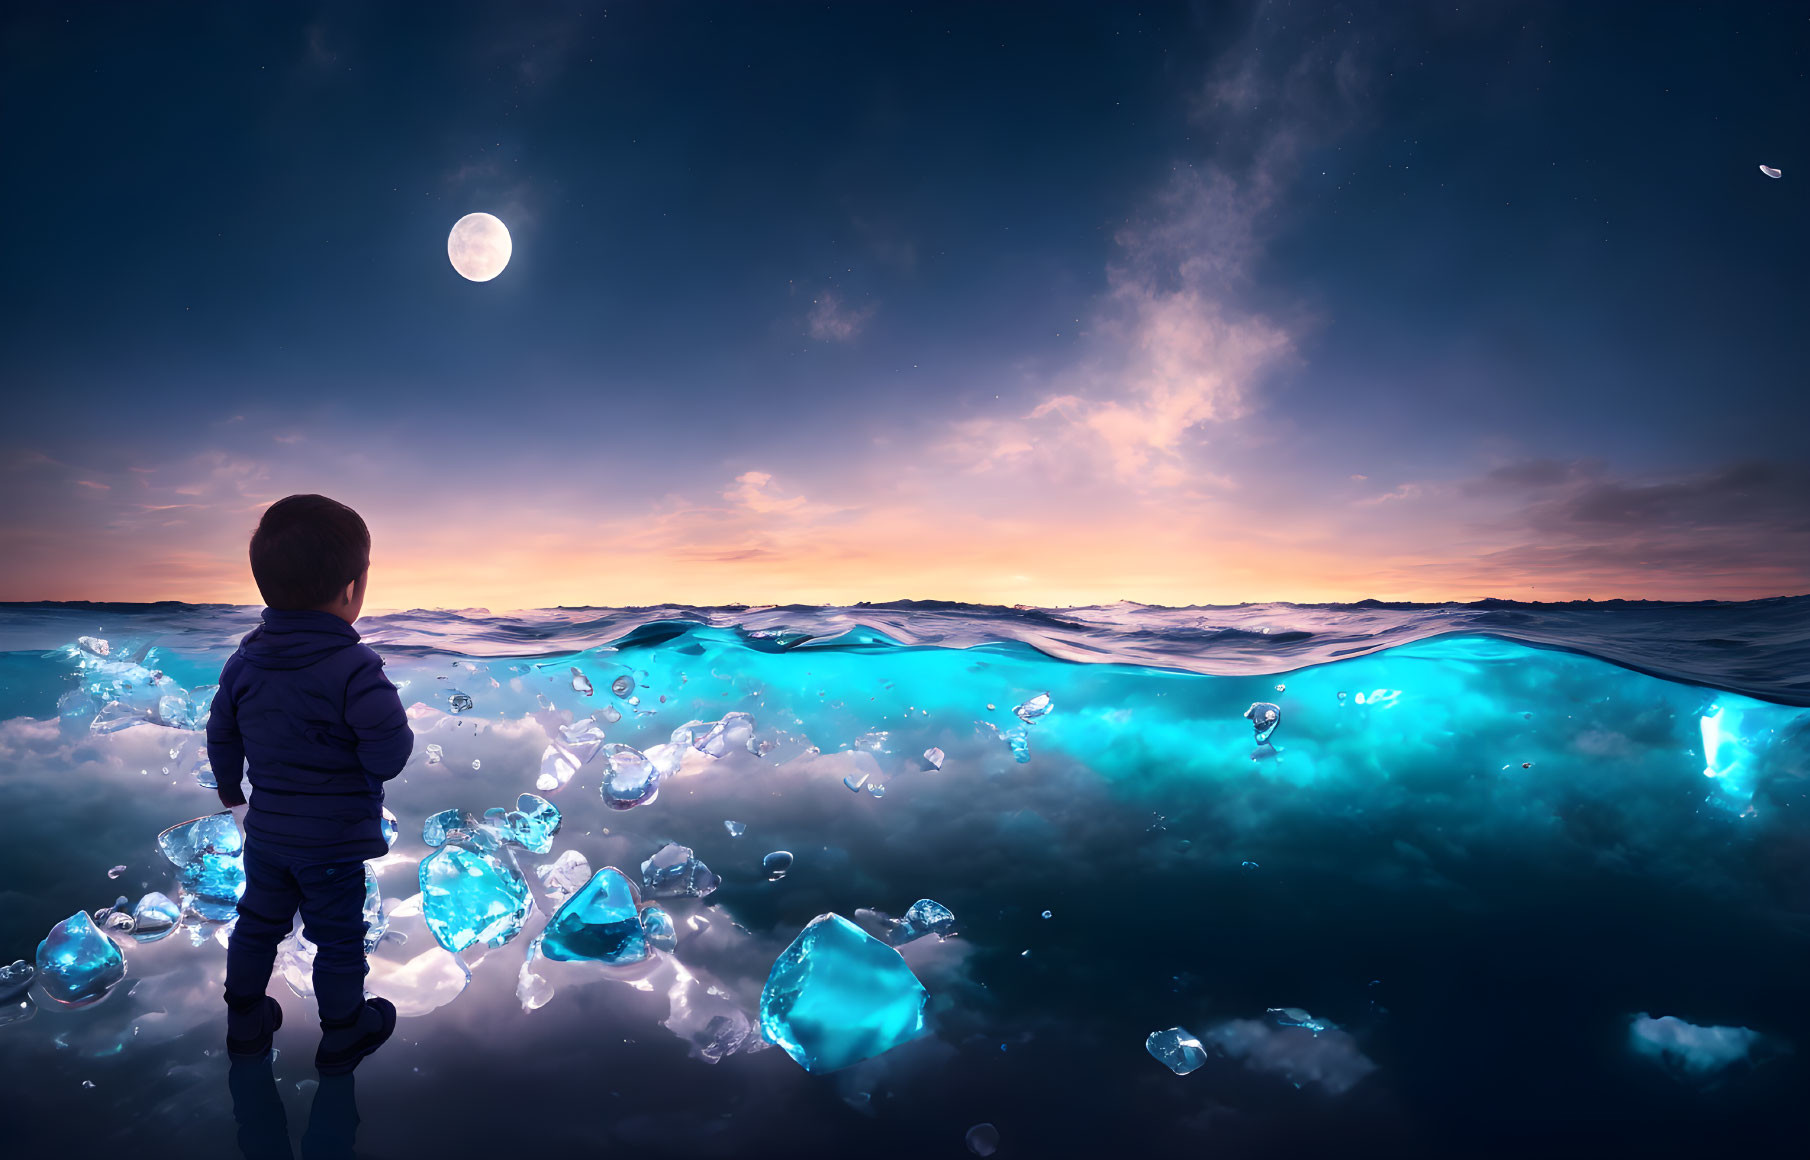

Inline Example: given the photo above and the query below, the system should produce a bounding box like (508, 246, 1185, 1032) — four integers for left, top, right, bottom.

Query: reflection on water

(0, 602, 1808, 1157)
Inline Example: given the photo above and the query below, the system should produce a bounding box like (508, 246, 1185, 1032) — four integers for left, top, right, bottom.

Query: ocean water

(0, 597, 1807, 1157)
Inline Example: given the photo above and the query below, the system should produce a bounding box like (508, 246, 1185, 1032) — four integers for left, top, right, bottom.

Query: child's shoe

(315, 997, 396, 1076)
(225, 993, 284, 1059)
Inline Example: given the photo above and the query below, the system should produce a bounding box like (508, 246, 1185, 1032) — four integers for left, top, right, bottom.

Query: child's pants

(224, 841, 369, 1023)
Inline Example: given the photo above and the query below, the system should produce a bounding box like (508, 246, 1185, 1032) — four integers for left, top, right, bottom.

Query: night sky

(2, 1, 1806, 608)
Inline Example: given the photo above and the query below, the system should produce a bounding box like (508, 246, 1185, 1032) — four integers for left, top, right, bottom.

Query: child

(206, 494, 413, 1074)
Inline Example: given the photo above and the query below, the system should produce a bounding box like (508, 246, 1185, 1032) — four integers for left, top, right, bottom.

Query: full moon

(447, 212, 512, 282)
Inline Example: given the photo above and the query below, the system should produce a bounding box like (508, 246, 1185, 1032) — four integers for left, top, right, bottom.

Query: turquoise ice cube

(35, 910, 126, 1006)
(639, 904, 677, 953)
(419, 845, 532, 953)
(759, 913, 928, 1073)
(540, 867, 649, 965)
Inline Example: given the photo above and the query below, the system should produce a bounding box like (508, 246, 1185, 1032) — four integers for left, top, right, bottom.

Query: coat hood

(237, 609, 362, 670)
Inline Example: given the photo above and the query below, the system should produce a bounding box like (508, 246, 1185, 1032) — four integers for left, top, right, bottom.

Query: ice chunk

(610, 675, 634, 697)
(904, 899, 956, 937)
(129, 892, 180, 941)
(640, 905, 678, 953)
(763, 850, 794, 881)
(1146, 1027, 1206, 1075)
(446, 690, 473, 714)
(504, 793, 561, 854)
(758, 913, 929, 1073)
(0, 959, 35, 1003)
(843, 772, 868, 792)
(535, 849, 592, 901)
(156, 811, 245, 922)
(1003, 726, 1030, 763)
(923, 746, 945, 770)
(424, 744, 444, 766)
(539, 867, 649, 965)
(1013, 693, 1052, 723)
(601, 744, 660, 811)
(570, 668, 593, 696)
(107, 865, 126, 880)
(362, 865, 387, 953)
(557, 718, 608, 762)
(694, 712, 756, 758)
(1244, 702, 1281, 745)
(517, 958, 554, 1012)
(1760, 164, 1782, 179)
(35, 911, 127, 1006)
(418, 845, 533, 953)
(78, 635, 111, 657)
(866, 782, 886, 798)
(91, 701, 155, 734)
(724, 819, 747, 838)
(965, 1124, 1001, 1156)
(598, 703, 622, 724)
(422, 807, 479, 848)
(380, 807, 398, 850)
(640, 843, 720, 899)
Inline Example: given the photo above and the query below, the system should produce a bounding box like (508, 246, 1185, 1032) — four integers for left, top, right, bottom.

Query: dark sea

(1, 597, 1807, 1158)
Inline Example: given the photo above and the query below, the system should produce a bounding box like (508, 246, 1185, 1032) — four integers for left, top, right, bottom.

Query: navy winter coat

(205, 609, 413, 861)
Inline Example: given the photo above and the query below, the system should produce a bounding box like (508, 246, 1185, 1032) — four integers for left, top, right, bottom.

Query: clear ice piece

(1013, 693, 1052, 723)
(601, 744, 660, 811)
(535, 849, 592, 901)
(758, 913, 929, 1073)
(843, 772, 868, 792)
(763, 850, 794, 880)
(866, 782, 886, 798)
(129, 892, 181, 940)
(610, 675, 634, 697)
(923, 747, 945, 770)
(904, 899, 956, 937)
(1146, 1026, 1207, 1075)
(447, 690, 473, 714)
(380, 807, 398, 850)
(694, 712, 756, 758)
(639, 904, 678, 953)
(570, 668, 593, 696)
(504, 793, 561, 854)
(0, 959, 35, 1002)
(557, 718, 608, 762)
(107, 865, 126, 879)
(1244, 702, 1282, 745)
(598, 703, 622, 724)
(35, 911, 127, 1006)
(424, 744, 444, 766)
(540, 867, 649, 964)
(422, 808, 479, 848)
(418, 844, 532, 953)
(724, 819, 747, 838)
(536, 743, 582, 793)
(156, 812, 244, 922)
(966, 1124, 1001, 1156)
(640, 843, 720, 899)
(362, 865, 387, 953)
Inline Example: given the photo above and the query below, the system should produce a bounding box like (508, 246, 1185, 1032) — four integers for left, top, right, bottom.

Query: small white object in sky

(447, 212, 513, 281)
(1759, 164, 1782, 179)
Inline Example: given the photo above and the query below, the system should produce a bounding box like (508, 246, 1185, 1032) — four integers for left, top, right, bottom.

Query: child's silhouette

(207, 494, 412, 1074)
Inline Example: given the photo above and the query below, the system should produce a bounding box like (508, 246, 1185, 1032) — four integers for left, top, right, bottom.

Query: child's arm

(205, 655, 248, 810)
(346, 648, 413, 780)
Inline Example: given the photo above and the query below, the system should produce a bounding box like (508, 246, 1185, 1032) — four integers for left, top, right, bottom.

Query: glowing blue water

(0, 598, 1805, 1156)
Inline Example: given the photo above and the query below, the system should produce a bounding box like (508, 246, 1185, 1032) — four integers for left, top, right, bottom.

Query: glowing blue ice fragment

(724, 820, 746, 838)
(504, 793, 561, 854)
(418, 845, 532, 953)
(35, 911, 126, 1006)
(640, 843, 719, 899)
(380, 807, 398, 850)
(1244, 702, 1281, 745)
(540, 867, 649, 964)
(1268, 1006, 1329, 1032)
(156, 812, 244, 922)
(129, 892, 181, 941)
(758, 913, 929, 1073)
(639, 904, 677, 953)
(1145, 1026, 1206, 1075)
(763, 850, 794, 880)
(1004, 727, 1030, 763)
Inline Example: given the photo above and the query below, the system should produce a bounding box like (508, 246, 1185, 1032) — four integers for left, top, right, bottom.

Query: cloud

(1199, 1017, 1378, 1094)
(1629, 1014, 1764, 1075)
(725, 471, 808, 515)
(806, 292, 876, 343)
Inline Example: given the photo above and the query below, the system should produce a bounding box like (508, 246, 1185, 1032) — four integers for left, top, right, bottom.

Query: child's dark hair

(250, 494, 371, 610)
